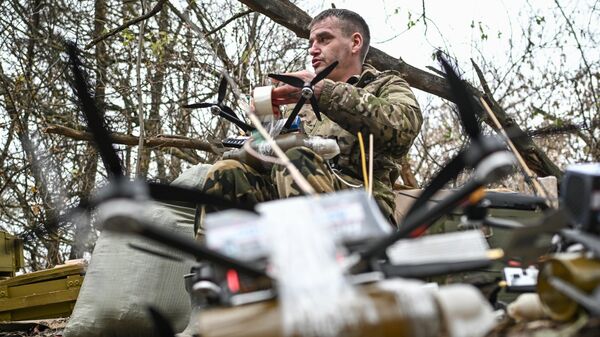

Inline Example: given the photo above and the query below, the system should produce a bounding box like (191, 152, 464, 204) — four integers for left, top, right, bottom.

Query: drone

(268, 60, 339, 129)
(183, 76, 254, 134)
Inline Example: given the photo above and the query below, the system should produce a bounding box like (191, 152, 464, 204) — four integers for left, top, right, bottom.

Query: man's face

(308, 17, 356, 82)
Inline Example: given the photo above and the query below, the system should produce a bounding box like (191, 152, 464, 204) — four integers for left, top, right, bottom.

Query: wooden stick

(44, 124, 217, 153)
(368, 134, 374, 197)
(479, 97, 549, 200)
(357, 132, 369, 192)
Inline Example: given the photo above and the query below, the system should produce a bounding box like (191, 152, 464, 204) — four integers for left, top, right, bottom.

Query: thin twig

(205, 9, 254, 36)
(368, 134, 373, 197)
(85, 0, 167, 50)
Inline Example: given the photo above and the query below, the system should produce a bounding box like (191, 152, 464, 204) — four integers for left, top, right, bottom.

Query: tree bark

(44, 124, 219, 154)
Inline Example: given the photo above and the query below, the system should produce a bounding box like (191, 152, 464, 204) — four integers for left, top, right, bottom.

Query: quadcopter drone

(181, 62, 339, 153)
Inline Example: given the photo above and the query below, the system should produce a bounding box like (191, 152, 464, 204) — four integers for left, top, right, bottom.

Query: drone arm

(318, 76, 422, 152)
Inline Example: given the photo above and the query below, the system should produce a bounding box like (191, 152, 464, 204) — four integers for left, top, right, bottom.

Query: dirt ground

(0, 318, 68, 337)
(1, 316, 599, 337)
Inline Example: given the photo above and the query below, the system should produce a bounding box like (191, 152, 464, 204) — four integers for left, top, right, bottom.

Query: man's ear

(351, 32, 363, 56)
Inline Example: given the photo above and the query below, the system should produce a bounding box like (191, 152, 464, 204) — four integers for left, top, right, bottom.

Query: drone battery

(561, 163, 600, 234)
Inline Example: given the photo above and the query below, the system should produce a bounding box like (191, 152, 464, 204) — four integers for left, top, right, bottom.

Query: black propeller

(66, 42, 124, 179)
(403, 52, 488, 220)
(268, 60, 339, 129)
(437, 53, 482, 142)
(183, 76, 253, 133)
(65, 43, 255, 212)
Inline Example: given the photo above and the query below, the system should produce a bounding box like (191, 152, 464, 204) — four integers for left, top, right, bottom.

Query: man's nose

(309, 45, 319, 56)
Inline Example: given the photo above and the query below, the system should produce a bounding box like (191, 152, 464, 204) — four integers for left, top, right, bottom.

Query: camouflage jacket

(304, 64, 422, 221)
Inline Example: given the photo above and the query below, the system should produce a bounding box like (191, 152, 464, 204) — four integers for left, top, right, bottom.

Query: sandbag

(64, 164, 211, 337)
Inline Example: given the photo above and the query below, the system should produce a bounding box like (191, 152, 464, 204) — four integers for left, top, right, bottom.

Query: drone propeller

(437, 52, 482, 142)
(183, 77, 253, 133)
(146, 182, 257, 213)
(402, 54, 486, 220)
(268, 60, 339, 129)
(65, 42, 124, 179)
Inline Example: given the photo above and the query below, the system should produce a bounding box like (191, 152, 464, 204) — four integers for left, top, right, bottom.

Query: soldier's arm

(318, 75, 422, 153)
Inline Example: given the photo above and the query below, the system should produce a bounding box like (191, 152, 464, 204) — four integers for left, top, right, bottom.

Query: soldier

(197, 8, 422, 238)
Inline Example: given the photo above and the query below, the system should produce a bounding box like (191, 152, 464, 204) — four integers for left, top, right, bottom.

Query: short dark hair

(309, 9, 371, 61)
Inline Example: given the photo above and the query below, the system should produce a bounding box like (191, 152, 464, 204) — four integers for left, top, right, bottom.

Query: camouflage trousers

(196, 146, 396, 240)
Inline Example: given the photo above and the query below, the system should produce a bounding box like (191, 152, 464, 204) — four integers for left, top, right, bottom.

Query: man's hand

(270, 70, 324, 106)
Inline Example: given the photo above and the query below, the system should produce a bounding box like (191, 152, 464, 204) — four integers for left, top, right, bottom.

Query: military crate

(0, 231, 24, 278)
(0, 260, 86, 321)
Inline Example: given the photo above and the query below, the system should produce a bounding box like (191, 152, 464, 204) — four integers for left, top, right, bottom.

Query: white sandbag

(64, 164, 211, 337)
(171, 164, 212, 191)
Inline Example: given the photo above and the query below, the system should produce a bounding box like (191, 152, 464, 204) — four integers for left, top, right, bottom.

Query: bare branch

(238, 0, 454, 100)
(84, 0, 168, 50)
(44, 124, 220, 155)
(205, 9, 254, 36)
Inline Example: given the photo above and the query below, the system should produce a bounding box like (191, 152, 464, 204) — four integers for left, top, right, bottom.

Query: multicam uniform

(198, 64, 422, 237)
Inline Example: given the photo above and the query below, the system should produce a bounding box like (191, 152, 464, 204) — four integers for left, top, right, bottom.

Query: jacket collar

(346, 64, 379, 87)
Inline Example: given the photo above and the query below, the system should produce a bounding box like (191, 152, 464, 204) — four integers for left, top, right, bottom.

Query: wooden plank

(0, 287, 80, 312)
(7, 275, 83, 298)
(0, 262, 85, 287)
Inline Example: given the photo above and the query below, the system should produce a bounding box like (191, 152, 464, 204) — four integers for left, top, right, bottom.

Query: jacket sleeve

(318, 74, 422, 154)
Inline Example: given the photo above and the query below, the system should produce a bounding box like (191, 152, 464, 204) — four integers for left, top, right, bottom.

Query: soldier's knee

(284, 146, 317, 162)
(204, 159, 251, 187)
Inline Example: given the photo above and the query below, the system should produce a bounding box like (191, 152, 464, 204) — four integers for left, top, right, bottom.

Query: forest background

(0, 0, 598, 270)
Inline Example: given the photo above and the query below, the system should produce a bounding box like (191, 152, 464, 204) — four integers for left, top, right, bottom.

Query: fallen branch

(44, 124, 220, 155)
(85, 0, 168, 50)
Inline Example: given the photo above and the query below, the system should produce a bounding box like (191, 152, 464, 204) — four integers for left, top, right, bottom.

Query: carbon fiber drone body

(268, 60, 339, 129)
(354, 52, 516, 267)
